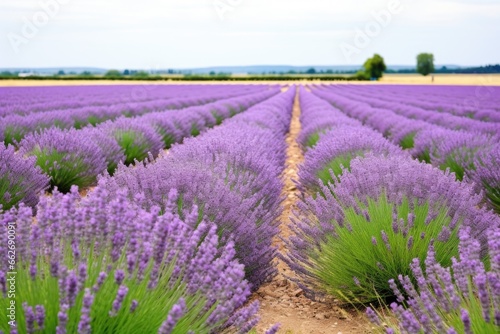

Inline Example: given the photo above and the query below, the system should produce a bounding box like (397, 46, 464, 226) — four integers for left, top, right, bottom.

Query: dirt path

(253, 89, 370, 333)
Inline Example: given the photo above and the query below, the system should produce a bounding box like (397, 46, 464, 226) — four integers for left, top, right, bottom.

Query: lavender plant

(0, 144, 49, 210)
(286, 155, 497, 303)
(298, 126, 405, 193)
(429, 131, 494, 181)
(367, 226, 500, 333)
(99, 118, 164, 165)
(474, 146, 500, 214)
(19, 128, 107, 193)
(0, 186, 259, 333)
(85, 127, 126, 175)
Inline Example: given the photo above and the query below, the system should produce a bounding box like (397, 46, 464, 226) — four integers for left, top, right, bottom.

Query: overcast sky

(1, 0, 499, 69)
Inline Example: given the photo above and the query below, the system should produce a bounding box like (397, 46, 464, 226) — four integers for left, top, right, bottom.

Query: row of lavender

(0, 85, 269, 145)
(312, 85, 500, 214)
(0, 85, 267, 116)
(288, 88, 500, 333)
(0, 88, 295, 333)
(322, 84, 500, 122)
(1, 87, 279, 210)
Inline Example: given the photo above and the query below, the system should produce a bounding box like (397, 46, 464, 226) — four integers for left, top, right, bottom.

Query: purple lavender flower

(23, 303, 35, 334)
(130, 300, 139, 313)
(264, 323, 281, 334)
(35, 305, 45, 330)
(158, 299, 186, 334)
(78, 289, 94, 334)
(366, 307, 380, 325)
(109, 285, 129, 317)
(115, 269, 125, 285)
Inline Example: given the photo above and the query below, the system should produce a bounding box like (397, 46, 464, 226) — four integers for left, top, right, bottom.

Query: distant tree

(306, 68, 316, 74)
(123, 69, 130, 75)
(81, 71, 92, 76)
(354, 70, 370, 80)
(0, 71, 14, 77)
(57, 70, 65, 75)
(209, 71, 216, 76)
(104, 70, 122, 78)
(326, 69, 334, 74)
(417, 53, 435, 76)
(363, 54, 386, 80)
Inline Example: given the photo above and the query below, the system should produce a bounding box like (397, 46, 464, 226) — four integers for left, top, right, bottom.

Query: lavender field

(1, 83, 500, 333)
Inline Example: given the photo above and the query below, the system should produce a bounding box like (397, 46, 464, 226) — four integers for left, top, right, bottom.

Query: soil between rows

(252, 90, 371, 333)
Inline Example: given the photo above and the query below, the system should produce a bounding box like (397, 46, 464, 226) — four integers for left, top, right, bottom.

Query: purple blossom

(109, 285, 129, 317)
(264, 323, 280, 334)
(158, 299, 186, 334)
(130, 300, 138, 313)
(366, 307, 380, 325)
(35, 305, 45, 329)
(78, 289, 94, 334)
(23, 303, 35, 334)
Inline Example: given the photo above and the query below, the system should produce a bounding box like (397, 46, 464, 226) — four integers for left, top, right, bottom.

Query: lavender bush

(367, 226, 500, 333)
(98, 118, 164, 165)
(0, 144, 49, 210)
(286, 155, 497, 303)
(0, 186, 259, 333)
(298, 126, 405, 193)
(85, 127, 126, 175)
(428, 131, 495, 181)
(19, 128, 107, 193)
(474, 146, 500, 214)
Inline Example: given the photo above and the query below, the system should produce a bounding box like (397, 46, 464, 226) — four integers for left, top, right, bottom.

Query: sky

(0, 0, 499, 69)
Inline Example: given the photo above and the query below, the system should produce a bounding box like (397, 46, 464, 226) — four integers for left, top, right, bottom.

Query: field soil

(2, 74, 500, 86)
(379, 73, 500, 85)
(252, 91, 370, 334)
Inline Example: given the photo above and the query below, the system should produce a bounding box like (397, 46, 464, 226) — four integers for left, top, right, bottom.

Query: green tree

(306, 68, 316, 74)
(417, 53, 435, 76)
(104, 69, 122, 78)
(363, 54, 386, 80)
(57, 70, 65, 75)
(123, 69, 130, 75)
